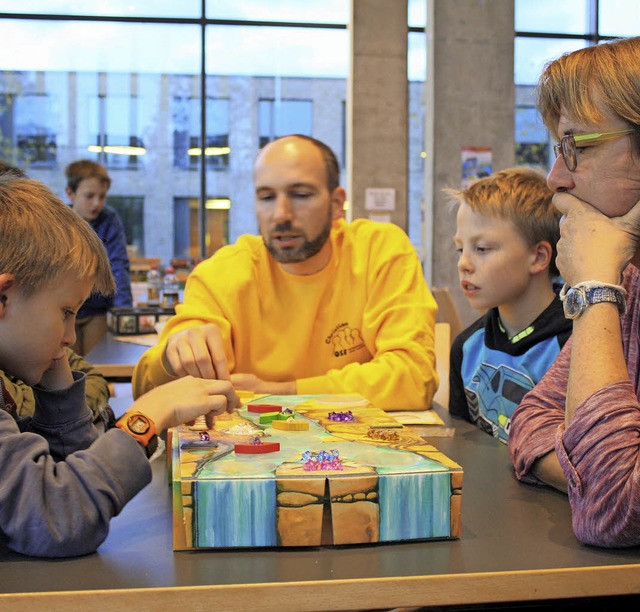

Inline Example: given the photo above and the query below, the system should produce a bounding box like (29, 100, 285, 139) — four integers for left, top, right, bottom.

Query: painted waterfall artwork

(170, 395, 462, 549)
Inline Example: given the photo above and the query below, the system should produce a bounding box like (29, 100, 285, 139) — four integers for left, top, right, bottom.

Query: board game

(170, 395, 463, 550)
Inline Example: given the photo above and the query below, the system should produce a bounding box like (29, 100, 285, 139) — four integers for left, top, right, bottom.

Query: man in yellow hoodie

(133, 135, 438, 410)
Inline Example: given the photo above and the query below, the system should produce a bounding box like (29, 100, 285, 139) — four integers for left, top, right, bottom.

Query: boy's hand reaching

(131, 376, 240, 432)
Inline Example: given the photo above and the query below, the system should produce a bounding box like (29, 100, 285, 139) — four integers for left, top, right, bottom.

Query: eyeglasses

(553, 129, 635, 171)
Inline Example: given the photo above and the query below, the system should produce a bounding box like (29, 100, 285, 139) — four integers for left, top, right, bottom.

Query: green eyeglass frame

(553, 129, 635, 171)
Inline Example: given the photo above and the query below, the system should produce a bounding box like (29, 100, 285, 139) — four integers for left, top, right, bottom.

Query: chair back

(432, 322, 450, 408)
(432, 287, 463, 345)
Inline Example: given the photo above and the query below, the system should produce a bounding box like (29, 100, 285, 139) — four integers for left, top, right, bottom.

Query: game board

(170, 395, 463, 550)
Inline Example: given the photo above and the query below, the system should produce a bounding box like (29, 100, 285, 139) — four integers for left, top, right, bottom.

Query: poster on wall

(365, 188, 396, 211)
(461, 147, 492, 188)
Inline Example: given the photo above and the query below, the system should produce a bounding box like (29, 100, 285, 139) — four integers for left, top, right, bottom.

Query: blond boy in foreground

(0, 175, 238, 557)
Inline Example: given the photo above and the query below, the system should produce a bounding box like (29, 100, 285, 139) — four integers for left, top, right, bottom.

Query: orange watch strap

(115, 412, 158, 447)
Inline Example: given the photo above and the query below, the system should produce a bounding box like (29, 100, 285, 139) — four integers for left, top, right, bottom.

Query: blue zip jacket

(75, 205, 133, 317)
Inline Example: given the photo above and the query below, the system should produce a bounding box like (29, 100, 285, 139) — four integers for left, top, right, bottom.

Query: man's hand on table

(162, 324, 230, 381)
(160, 324, 296, 396)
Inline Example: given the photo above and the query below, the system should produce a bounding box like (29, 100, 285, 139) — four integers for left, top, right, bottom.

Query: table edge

(2, 563, 640, 610)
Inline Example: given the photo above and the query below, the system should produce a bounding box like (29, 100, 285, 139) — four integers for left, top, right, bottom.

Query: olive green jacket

(3, 347, 110, 421)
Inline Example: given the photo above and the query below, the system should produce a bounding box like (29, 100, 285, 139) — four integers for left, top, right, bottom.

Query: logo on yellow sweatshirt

(326, 322, 365, 358)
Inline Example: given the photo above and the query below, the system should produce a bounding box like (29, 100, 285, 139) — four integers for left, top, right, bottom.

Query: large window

(0, 2, 349, 265)
(173, 96, 230, 170)
(514, 0, 640, 170)
(174, 196, 229, 260)
(109, 195, 145, 255)
(258, 98, 313, 148)
(89, 89, 145, 170)
(8, 2, 601, 266)
(0, 93, 58, 168)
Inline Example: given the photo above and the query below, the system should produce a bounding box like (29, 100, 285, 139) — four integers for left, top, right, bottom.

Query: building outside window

(109, 195, 145, 256)
(514, 87, 549, 168)
(0, 92, 57, 168)
(513, 0, 640, 171)
(0, 5, 349, 265)
(81, 72, 148, 171)
(174, 196, 230, 260)
(0, 0, 638, 267)
(89, 94, 145, 170)
(15, 93, 57, 168)
(173, 96, 230, 170)
(258, 98, 313, 148)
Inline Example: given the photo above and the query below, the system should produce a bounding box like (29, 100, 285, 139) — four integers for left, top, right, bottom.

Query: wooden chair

(432, 286, 463, 346)
(432, 322, 450, 408)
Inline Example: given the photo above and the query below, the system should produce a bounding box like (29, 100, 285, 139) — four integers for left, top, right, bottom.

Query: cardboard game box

(170, 395, 462, 549)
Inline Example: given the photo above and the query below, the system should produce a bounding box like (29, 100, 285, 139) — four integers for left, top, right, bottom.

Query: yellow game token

(272, 419, 309, 431)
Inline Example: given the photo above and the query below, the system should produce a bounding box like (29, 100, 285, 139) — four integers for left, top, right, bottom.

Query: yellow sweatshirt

(133, 219, 438, 410)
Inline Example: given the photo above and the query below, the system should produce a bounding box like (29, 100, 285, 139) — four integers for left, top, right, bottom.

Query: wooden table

(1, 405, 639, 611)
(85, 333, 150, 379)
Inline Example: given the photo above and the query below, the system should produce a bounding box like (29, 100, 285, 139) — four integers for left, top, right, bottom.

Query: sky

(0, 1, 637, 84)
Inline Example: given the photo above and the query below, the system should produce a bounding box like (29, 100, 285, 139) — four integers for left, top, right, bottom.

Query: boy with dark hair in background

(65, 159, 133, 354)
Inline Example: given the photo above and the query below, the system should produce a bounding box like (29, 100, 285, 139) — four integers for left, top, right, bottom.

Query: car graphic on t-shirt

(464, 363, 534, 442)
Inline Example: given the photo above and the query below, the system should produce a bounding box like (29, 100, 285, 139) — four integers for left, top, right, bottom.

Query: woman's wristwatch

(115, 412, 159, 459)
(560, 282, 627, 320)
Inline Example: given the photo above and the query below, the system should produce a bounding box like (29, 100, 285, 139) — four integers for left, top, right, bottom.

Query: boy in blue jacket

(0, 174, 239, 557)
(65, 160, 133, 354)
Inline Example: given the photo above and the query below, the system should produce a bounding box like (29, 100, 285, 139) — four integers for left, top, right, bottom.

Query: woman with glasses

(508, 36, 640, 548)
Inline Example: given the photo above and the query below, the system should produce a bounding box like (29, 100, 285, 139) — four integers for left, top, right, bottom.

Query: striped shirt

(509, 264, 640, 548)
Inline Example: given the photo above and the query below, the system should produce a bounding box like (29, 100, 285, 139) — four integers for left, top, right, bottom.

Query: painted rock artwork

(170, 395, 463, 550)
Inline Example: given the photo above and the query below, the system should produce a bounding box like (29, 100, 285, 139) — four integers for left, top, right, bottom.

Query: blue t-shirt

(449, 295, 572, 442)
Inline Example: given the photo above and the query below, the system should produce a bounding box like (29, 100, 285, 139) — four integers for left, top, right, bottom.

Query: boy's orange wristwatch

(115, 412, 159, 458)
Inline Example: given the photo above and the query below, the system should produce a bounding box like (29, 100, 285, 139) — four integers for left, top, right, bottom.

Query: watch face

(128, 414, 151, 435)
(564, 287, 586, 319)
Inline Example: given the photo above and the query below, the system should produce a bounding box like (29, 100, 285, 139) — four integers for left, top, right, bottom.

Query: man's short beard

(265, 215, 332, 264)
